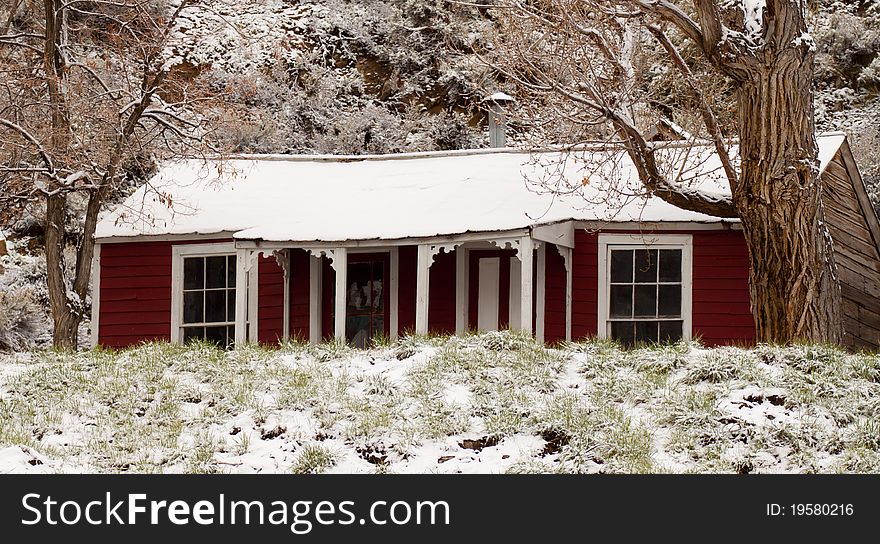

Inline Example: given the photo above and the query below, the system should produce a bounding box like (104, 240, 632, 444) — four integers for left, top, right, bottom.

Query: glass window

(607, 247, 683, 346)
(181, 254, 236, 347)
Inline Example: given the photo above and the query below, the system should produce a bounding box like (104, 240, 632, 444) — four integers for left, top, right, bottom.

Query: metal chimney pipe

(484, 92, 515, 148)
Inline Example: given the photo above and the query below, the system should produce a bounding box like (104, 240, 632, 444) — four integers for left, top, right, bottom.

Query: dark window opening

(182, 254, 237, 348)
(608, 248, 683, 346)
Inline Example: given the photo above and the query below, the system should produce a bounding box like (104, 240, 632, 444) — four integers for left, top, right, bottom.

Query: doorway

(338, 254, 389, 347)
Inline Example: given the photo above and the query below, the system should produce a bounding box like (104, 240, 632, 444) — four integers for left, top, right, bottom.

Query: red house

(91, 132, 880, 350)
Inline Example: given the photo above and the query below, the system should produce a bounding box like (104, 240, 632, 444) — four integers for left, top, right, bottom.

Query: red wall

(691, 231, 755, 346)
(397, 246, 417, 335)
(99, 241, 174, 348)
(544, 243, 567, 344)
(568, 229, 755, 346)
(98, 231, 755, 349)
(571, 230, 600, 339)
(289, 249, 311, 341)
(429, 250, 457, 334)
(257, 255, 284, 344)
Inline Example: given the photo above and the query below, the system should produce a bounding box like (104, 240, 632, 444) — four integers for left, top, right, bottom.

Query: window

(172, 242, 251, 347)
(598, 234, 692, 346)
(182, 254, 236, 346)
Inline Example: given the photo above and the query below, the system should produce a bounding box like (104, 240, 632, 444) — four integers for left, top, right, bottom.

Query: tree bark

(45, 192, 81, 349)
(733, 26, 841, 343)
(43, 0, 80, 349)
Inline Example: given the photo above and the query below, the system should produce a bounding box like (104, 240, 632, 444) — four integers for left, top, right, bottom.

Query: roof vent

(483, 92, 515, 148)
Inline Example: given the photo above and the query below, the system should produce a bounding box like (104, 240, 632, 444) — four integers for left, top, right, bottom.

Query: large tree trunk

(45, 192, 81, 349)
(733, 39, 841, 344)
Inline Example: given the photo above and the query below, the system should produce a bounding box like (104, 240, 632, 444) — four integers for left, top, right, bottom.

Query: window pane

(227, 255, 237, 287)
(658, 285, 682, 317)
(227, 325, 235, 344)
(205, 325, 228, 347)
(610, 250, 633, 283)
(227, 290, 236, 322)
(205, 290, 227, 323)
(659, 320, 683, 343)
(635, 321, 659, 344)
(634, 285, 657, 317)
(347, 263, 371, 313)
(205, 256, 227, 288)
(183, 291, 204, 324)
(183, 327, 204, 342)
(634, 249, 658, 283)
(610, 285, 633, 318)
(610, 321, 635, 346)
(659, 249, 682, 282)
(184, 258, 204, 290)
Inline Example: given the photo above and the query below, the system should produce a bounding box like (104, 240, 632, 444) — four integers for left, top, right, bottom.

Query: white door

(477, 258, 500, 331)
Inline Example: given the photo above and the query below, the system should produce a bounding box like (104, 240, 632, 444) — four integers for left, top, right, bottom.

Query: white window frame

(597, 233, 693, 341)
(171, 242, 254, 344)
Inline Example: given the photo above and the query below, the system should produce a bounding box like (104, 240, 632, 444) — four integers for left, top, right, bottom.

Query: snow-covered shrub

(0, 287, 42, 351)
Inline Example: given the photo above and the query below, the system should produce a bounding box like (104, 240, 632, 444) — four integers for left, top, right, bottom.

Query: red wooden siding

(691, 231, 755, 346)
(544, 244, 567, 343)
(257, 255, 284, 344)
(570, 230, 599, 339)
(397, 246, 417, 335)
(567, 229, 755, 346)
(99, 241, 173, 347)
(97, 230, 755, 349)
(289, 249, 311, 341)
(428, 250, 457, 334)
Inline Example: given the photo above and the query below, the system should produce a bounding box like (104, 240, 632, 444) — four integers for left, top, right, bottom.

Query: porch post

(309, 254, 322, 345)
(334, 248, 347, 342)
(390, 247, 399, 340)
(248, 251, 259, 343)
(536, 242, 546, 343)
(565, 247, 573, 341)
(455, 246, 468, 335)
(281, 250, 290, 342)
(519, 236, 533, 333)
(416, 244, 430, 334)
(234, 248, 249, 345)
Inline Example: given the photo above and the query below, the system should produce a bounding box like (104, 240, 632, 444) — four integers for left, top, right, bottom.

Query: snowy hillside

(1, 333, 878, 474)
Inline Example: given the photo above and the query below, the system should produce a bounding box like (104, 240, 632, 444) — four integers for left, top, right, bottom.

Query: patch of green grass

(291, 443, 337, 474)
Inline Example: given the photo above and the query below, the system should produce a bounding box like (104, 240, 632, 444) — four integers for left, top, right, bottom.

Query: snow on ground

(0, 332, 878, 474)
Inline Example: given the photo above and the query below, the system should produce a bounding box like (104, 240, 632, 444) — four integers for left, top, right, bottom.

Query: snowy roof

(95, 133, 848, 243)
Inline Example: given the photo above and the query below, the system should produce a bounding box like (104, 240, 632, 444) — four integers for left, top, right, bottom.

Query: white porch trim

(390, 247, 399, 341)
(233, 228, 530, 251)
(234, 249, 248, 345)
(455, 246, 468, 334)
(415, 244, 430, 334)
(518, 235, 534, 332)
(309, 254, 322, 345)
(533, 221, 575, 248)
(90, 243, 102, 347)
(564, 246, 573, 342)
(536, 242, 546, 342)
(248, 251, 259, 343)
(332, 247, 348, 342)
(275, 250, 291, 342)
